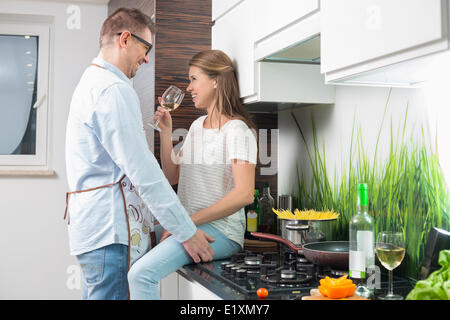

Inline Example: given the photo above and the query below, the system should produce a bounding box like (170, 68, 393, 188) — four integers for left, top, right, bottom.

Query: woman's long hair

(188, 50, 257, 131)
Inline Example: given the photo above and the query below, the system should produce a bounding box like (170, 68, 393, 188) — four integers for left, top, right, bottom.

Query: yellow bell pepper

(318, 275, 356, 299)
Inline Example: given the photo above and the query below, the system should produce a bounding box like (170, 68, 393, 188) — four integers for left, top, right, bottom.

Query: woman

(127, 50, 258, 299)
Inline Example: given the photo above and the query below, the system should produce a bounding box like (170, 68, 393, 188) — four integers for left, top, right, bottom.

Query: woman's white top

(177, 115, 258, 248)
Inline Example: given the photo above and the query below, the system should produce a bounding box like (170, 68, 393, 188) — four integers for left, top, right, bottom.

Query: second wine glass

(376, 231, 406, 300)
(149, 85, 184, 132)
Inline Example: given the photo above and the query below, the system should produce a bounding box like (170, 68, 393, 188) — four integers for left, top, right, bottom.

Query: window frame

(0, 22, 50, 168)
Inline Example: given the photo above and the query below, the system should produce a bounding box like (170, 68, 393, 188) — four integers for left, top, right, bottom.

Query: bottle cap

(357, 183, 368, 191)
(254, 189, 259, 197)
(357, 183, 368, 206)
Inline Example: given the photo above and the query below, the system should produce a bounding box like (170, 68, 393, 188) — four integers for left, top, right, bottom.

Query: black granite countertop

(177, 263, 248, 300)
(177, 259, 417, 301)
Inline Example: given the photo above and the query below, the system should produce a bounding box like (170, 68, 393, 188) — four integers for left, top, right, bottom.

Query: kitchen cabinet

(160, 270, 221, 300)
(253, 0, 318, 44)
(212, 0, 334, 105)
(257, 62, 334, 104)
(321, 0, 450, 87)
(212, 0, 256, 99)
(212, 0, 243, 21)
(178, 273, 221, 300)
(160, 272, 179, 300)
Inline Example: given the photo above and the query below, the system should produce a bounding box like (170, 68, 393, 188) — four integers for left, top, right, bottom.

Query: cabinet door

(321, 0, 445, 74)
(178, 274, 221, 300)
(212, 0, 256, 99)
(212, 0, 243, 21)
(254, 0, 318, 42)
(160, 272, 178, 300)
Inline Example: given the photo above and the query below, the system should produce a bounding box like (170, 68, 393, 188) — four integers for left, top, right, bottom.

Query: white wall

(0, 0, 108, 299)
(278, 85, 430, 195)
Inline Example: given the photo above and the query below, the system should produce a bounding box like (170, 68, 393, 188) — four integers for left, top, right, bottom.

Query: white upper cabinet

(212, 0, 334, 105)
(212, 0, 243, 21)
(253, 0, 318, 42)
(321, 0, 450, 87)
(212, 0, 256, 99)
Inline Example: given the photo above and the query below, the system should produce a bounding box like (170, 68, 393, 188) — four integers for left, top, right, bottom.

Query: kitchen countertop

(177, 263, 249, 300)
(177, 259, 417, 300)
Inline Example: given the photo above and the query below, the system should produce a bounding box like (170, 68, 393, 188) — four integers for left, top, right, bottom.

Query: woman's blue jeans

(128, 223, 241, 300)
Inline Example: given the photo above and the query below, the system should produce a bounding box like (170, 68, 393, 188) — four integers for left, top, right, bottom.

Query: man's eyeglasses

(117, 32, 152, 56)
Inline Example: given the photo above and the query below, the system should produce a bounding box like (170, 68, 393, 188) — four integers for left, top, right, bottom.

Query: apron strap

(64, 175, 126, 225)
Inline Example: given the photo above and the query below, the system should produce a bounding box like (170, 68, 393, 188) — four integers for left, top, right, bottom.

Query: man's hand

(182, 229, 215, 263)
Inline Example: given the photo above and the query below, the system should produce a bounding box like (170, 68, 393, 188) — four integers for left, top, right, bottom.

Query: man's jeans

(77, 243, 129, 300)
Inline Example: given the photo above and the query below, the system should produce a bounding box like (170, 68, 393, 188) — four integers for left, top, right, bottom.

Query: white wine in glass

(376, 231, 405, 300)
(149, 85, 184, 132)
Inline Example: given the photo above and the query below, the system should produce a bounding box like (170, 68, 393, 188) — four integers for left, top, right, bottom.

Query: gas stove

(222, 251, 314, 289)
(193, 248, 416, 300)
(195, 249, 330, 299)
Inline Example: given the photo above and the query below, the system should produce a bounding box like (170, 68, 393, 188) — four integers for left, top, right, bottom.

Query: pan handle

(251, 232, 302, 254)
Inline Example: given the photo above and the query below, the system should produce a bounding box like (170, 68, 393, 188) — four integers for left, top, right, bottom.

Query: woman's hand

(153, 97, 173, 134)
(160, 229, 172, 242)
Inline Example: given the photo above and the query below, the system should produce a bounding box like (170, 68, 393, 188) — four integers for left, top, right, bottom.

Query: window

(0, 22, 49, 168)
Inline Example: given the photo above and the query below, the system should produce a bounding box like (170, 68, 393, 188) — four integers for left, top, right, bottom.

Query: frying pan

(302, 241, 349, 270)
(251, 232, 349, 270)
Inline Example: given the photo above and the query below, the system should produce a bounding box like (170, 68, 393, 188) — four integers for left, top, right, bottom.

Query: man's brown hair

(100, 7, 156, 49)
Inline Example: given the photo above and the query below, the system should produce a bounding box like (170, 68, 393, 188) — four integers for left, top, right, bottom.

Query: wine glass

(376, 231, 406, 300)
(149, 85, 184, 132)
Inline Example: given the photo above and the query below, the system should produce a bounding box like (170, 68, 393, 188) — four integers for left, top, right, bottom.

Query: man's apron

(64, 175, 157, 270)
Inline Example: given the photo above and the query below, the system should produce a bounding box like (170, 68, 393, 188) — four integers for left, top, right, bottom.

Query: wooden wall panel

(254, 114, 278, 201)
(154, 0, 211, 151)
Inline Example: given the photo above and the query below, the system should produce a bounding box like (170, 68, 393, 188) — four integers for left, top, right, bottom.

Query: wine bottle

(259, 183, 275, 234)
(245, 189, 260, 240)
(349, 183, 375, 298)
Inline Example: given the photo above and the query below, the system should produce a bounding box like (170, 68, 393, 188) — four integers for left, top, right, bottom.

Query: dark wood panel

(253, 113, 278, 202)
(154, 0, 211, 158)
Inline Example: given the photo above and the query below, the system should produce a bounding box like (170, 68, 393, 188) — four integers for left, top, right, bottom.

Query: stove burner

(260, 270, 312, 287)
(222, 250, 316, 288)
(222, 252, 279, 277)
(331, 269, 348, 277)
(236, 269, 247, 278)
(316, 265, 349, 279)
(244, 256, 262, 266)
(280, 269, 297, 279)
(231, 266, 241, 274)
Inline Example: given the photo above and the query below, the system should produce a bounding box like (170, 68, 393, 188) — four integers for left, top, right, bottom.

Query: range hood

(246, 34, 334, 109)
(262, 35, 321, 64)
(241, 10, 334, 109)
(323, 50, 447, 88)
(259, 31, 445, 89)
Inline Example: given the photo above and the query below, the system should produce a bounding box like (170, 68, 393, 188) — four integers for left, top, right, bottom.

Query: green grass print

(291, 89, 450, 280)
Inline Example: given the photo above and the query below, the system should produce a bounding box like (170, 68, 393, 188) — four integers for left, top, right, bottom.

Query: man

(65, 8, 214, 300)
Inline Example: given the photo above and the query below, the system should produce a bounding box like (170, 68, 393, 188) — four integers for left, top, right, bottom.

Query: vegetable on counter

(318, 275, 356, 299)
(406, 250, 450, 300)
(256, 287, 268, 298)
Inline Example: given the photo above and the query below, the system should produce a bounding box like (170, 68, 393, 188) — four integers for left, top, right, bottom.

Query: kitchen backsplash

(279, 86, 450, 280)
